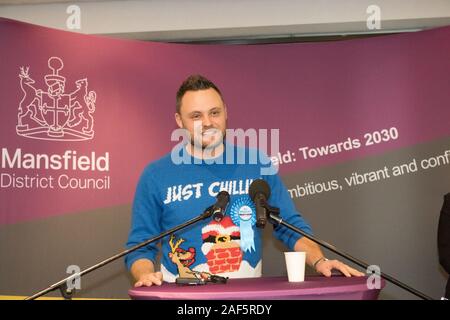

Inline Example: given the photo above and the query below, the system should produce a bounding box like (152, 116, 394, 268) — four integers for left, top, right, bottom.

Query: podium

(128, 276, 385, 300)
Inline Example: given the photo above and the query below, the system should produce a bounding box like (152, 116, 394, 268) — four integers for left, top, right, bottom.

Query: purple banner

(1, 18, 450, 225)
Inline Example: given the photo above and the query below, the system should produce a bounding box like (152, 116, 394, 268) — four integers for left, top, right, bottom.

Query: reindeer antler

(169, 234, 185, 253)
(20, 66, 30, 77)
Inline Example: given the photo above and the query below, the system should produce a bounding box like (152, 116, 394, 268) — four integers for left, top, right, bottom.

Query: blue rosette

(229, 196, 256, 253)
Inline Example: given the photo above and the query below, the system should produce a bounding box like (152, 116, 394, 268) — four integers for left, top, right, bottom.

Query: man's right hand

(130, 259, 163, 287)
(134, 271, 163, 287)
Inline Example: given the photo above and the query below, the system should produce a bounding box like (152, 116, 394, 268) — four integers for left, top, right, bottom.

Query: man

(125, 75, 364, 287)
(438, 193, 450, 299)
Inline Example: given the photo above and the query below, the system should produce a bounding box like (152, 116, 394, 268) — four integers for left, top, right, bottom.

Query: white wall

(1, 0, 450, 41)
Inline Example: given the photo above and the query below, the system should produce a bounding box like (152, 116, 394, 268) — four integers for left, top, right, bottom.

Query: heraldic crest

(17, 56, 97, 141)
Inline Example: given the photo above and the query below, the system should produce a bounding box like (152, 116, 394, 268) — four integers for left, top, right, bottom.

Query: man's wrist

(313, 257, 328, 270)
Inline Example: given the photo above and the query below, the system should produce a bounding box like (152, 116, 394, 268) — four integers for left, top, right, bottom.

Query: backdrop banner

(1, 18, 449, 299)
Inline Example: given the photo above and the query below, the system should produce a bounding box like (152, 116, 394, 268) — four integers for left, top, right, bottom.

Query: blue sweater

(125, 144, 312, 281)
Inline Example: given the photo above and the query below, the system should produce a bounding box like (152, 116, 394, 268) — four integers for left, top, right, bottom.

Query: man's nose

(202, 114, 212, 127)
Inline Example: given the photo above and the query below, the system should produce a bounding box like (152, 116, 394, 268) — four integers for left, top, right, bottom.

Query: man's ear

(175, 113, 183, 129)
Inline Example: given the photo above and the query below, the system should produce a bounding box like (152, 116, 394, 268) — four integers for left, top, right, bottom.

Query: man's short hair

(176, 75, 223, 113)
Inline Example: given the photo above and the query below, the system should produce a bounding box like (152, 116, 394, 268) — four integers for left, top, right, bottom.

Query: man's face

(175, 88, 227, 150)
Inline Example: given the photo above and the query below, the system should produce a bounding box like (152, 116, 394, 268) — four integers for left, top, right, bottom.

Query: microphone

(249, 179, 271, 228)
(211, 190, 230, 222)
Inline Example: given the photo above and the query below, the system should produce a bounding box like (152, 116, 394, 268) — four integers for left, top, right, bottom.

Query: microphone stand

(262, 204, 433, 300)
(25, 208, 215, 300)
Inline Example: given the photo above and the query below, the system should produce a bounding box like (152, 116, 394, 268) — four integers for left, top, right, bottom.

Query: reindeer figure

(168, 234, 197, 278)
(18, 67, 45, 127)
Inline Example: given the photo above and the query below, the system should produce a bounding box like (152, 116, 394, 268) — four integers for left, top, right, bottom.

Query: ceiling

(1, 0, 449, 42)
(0, 0, 116, 4)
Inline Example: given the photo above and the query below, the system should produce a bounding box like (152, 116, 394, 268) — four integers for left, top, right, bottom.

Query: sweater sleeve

(264, 172, 313, 251)
(125, 166, 163, 270)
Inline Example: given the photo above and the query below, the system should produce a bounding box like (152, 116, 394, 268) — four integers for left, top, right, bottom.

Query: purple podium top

(128, 276, 385, 300)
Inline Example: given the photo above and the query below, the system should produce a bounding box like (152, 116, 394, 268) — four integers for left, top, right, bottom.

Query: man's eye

(211, 111, 220, 116)
(191, 114, 201, 119)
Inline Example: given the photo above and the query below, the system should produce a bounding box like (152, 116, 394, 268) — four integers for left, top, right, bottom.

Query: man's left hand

(315, 259, 365, 277)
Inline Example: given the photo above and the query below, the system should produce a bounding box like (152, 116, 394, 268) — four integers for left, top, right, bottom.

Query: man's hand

(134, 271, 163, 287)
(294, 237, 365, 278)
(315, 259, 365, 277)
(131, 259, 163, 287)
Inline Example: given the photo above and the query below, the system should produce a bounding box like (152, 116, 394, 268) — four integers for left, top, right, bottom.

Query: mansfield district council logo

(16, 56, 97, 141)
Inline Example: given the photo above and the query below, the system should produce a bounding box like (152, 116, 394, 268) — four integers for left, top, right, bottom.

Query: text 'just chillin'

(163, 179, 254, 204)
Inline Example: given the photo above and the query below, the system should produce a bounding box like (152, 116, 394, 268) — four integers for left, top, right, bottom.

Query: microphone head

(212, 191, 230, 222)
(249, 179, 271, 201)
(217, 190, 230, 206)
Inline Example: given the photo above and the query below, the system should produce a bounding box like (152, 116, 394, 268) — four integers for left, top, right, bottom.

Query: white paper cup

(284, 251, 306, 282)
